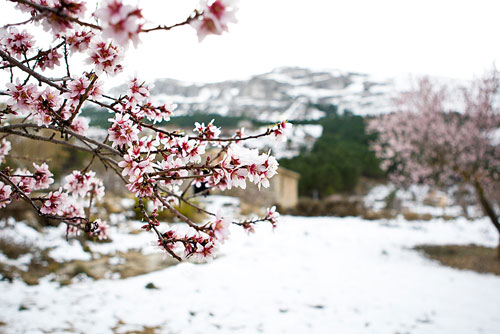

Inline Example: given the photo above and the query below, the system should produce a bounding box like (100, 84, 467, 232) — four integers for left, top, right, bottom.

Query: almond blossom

(62, 75, 103, 105)
(86, 40, 123, 76)
(10, 169, 35, 194)
(91, 219, 108, 240)
(0, 28, 35, 59)
(271, 120, 293, 142)
(210, 210, 232, 243)
(0, 139, 11, 164)
(0, 181, 12, 208)
(194, 119, 221, 139)
(32, 163, 54, 190)
(37, 49, 62, 71)
(265, 206, 279, 228)
(40, 188, 68, 216)
(6, 81, 39, 113)
(0, 0, 286, 262)
(63, 170, 105, 199)
(66, 30, 95, 53)
(190, 0, 238, 42)
(94, 0, 144, 48)
(108, 113, 139, 148)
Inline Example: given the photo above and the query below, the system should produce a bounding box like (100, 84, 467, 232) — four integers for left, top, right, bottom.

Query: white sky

(2, 0, 500, 83)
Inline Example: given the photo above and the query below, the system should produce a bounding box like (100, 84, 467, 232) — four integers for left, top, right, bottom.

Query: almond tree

(0, 0, 290, 262)
(370, 71, 500, 258)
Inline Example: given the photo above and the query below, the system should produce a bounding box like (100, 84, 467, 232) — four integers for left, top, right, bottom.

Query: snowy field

(1, 215, 500, 334)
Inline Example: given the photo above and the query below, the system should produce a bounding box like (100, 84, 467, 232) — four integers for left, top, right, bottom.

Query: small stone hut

(221, 166, 300, 209)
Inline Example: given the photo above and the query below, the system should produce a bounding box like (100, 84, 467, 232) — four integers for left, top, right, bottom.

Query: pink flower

(70, 116, 89, 135)
(63, 75, 103, 105)
(37, 49, 62, 71)
(211, 210, 232, 243)
(90, 219, 108, 240)
(125, 77, 149, 109)
(66, 30, 95, 53)
(0, 28, 35, 59)
(108, 113, 139, 148)
(190, 0, 238, 42)
(118, 153, 154, 183)
(127, 179, 154, 197)
(266, 206, 279, 228)
(194, 119, 221, 139)
(41, 1, 87, 33)
(141, 102, 176, 124)
(0, 139, 11, 164)
(0, 181, 12, 208)
(86, 40, 124, 76)
(41, 188, 68, 216)
(11, 168, 35, 194)
(33, 162, 54, 190)
(94, 0, 144, 48)
(64, 170, 104, 199)
(6, 81, 39, 113)
(32, 87, 62, 126)
(271, 120, 293, 142)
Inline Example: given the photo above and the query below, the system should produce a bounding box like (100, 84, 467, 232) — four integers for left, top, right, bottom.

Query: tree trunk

(474, 181, 500, 260)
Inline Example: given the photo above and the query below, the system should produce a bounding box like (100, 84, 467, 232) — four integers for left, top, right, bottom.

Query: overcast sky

(3, 0, 500, 83)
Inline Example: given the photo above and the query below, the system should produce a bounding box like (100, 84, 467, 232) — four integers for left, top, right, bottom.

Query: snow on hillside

(143, 67, 399, 122)
(1, 212, 499, 334)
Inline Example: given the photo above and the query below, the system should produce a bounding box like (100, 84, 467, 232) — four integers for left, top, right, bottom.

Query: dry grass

(415, 244, 500, 276)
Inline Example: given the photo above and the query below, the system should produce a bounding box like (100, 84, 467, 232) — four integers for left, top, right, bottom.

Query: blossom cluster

(0, 0, 284, 262)
(191, 0, 238, 41)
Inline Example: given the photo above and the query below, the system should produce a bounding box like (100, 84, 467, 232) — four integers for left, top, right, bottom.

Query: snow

(1, 214, 500, 333)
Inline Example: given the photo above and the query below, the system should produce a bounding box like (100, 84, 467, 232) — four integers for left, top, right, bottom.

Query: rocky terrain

(114, 67, 397, 121)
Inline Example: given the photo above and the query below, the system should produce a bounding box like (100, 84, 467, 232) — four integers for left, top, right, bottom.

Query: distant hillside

(111, 67, 396, 120)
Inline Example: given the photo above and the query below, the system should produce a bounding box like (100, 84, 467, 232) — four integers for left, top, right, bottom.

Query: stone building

(220, 166, 300, 209)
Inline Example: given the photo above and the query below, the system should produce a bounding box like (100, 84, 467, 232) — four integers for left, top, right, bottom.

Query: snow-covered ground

(1, 213, 500, 334)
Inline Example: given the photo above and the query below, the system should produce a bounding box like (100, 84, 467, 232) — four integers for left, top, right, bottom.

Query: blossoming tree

(0, 0, 289, 262)
(370, 71, 500, 258)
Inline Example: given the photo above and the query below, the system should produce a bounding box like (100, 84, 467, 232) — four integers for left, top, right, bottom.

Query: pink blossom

(190, 0, 238, 42)
(35, 0, 87, 33)
(64, 170, 104, 199)
(125, 77, 149, 109)
(0, 28, 35, 59)
(32, 87, 62, 126)
(91, 219, 108, 240)
(37, 49, 62, 71)
(94, 0, 144, 47)
(0, 139, 11, 164)
(194, 119, 221, 139)
(266, 206, 279, 228)
(140, 102, 176, 124)
(271, 120, 293, 142)
(155, 156, 188, 187)
(0, 181, 12, 208)
(63, 75, 103, 105)
(118, 153, 154, 183)
(173, 137, 207, 163)
(108, 113, 139, 147)
(33, 162, 54, 190)
(10, 168, 35, 194)
(70, 116, 89, 135)
(127, 179, 154, 197)
(86, 40, 124, 76)
(66, 30, 95, 53)
(40, 188, 68, 216)
(6, 81, 39, 113)
(210, 210, 231, 243)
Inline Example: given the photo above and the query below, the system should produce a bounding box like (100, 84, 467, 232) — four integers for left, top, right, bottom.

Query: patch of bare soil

(415, 244, 500, 276)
